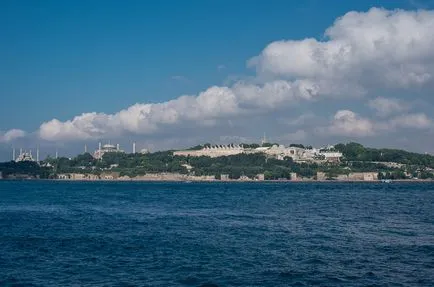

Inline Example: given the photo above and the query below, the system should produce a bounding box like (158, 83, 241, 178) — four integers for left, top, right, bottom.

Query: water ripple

(0, 181, 433, 286)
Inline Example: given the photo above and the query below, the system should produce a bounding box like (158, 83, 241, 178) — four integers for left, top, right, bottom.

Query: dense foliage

(0, 161, 51, 179)
(335, 142, 434, 168)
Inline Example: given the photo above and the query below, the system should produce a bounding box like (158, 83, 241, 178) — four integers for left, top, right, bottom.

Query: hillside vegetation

(1, 142, 433, 180)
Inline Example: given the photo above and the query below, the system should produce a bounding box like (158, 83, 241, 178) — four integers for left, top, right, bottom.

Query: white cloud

(37, 80, 328, 141)
(250, 8, 434, 90)
(368, 97, 408, 116)
(38, 86, 240, 141)
(387, 113, 432, 129)
(322, 110, 433, 138)
(0, 129, 26, 143)
(325, 110, 375, 137)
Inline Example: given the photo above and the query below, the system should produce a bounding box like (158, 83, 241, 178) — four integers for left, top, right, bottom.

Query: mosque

(93, 142, 125, 160)
(13, 148, 39, 163)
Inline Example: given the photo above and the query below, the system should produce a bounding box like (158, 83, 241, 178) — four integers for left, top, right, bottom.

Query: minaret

(36, 146, 40, 162)
(116, 143, 120, 151)
(133, 141, 136, 154)
(12, 147, 16, 161)
(20, 148, 23, 156)
(98, 142, 102, 152)
(261, 132, 267, 145)
(84, 144, 87, 153)
(55, 148, 58, 159)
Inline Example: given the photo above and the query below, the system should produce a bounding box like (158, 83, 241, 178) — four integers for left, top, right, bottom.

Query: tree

(290, 143, 305, 149)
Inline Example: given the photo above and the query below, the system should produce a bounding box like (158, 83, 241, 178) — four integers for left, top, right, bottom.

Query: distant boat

(381, 179, 392, 183)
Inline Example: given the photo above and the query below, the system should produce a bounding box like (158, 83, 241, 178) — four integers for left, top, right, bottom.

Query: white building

(173, 143, 342, 162)
(15, 150, 35, 162)
(93, 142, 124, 160)
(173, 144, 244, 158)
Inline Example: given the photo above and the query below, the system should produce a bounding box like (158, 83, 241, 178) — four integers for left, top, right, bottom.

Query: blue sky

(1, 0, 434, 159)
(0, 0, 423, 130)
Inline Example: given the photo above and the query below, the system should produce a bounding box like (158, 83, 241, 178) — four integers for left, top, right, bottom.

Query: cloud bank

(323, 110, 432, 137)
(251, 8, 434, 88)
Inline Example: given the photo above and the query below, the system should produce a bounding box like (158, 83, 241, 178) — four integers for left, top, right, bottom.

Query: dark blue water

(0, 181, 433, 286)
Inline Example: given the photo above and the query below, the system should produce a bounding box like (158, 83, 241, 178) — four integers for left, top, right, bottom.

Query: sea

(0, 181, 433, 287)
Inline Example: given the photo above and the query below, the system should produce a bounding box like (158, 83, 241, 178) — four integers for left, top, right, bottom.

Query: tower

(133, 141, 136, 154)
(36, 146, 40, 162)
(55, 148, 58, 159)
(116, 143, 120, 151)
(12, 147, 16, 161)
(84, 144, 87, 153)
(261, 132, 268, 145)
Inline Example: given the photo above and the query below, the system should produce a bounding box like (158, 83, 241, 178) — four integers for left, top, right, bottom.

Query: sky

(1, 0, 434, 160)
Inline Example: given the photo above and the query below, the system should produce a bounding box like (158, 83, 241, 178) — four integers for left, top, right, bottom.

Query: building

(70, 173, 86, 180)
(256, 174, 265, 181)
(347, 172, 378, 181)
(320, 151, 343, 163)
(57, 173, 102, 180)
(239, 175, 250, 181)
(15, 150, 35, 162)
(316, 172, 326, 181)
(174, 144, 244, 158)
(173, 143, 342, 163)
(100, 172, 120, 180)
(220, 174, 230, 181)
(93, 142, 124, 160)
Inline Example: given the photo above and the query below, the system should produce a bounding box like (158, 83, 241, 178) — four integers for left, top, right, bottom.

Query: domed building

(93, 142, 124, 160)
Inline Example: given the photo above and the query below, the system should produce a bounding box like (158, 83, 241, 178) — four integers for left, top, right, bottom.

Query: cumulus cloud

(0, 129, 26, 143)
(368, 97, 408, 116)
(322, 110, 433, 138)
(22, 7, 434, 144)
(38, 80, 327, 141)
(387, 113, 432, 129)
(250, 7, 434, 90)
(325, 110, 376, 137)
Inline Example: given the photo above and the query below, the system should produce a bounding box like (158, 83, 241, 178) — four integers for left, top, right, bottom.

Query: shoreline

(1, 178, 433, 183)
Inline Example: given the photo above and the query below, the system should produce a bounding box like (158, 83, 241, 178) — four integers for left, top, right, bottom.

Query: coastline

(2, 178, 433, 183)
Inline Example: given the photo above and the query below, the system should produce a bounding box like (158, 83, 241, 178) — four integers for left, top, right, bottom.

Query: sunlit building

(93, 142, 124, 160)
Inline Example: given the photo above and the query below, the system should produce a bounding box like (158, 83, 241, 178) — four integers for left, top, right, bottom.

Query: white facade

(15, 151, 35, 162)
(173, 144, 244, 158)
(93, 142, 124, 160)
(174, 144, 342, 162)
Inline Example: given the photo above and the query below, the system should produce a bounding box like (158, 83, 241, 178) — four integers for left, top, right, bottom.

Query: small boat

(381, 179, 392, 183)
